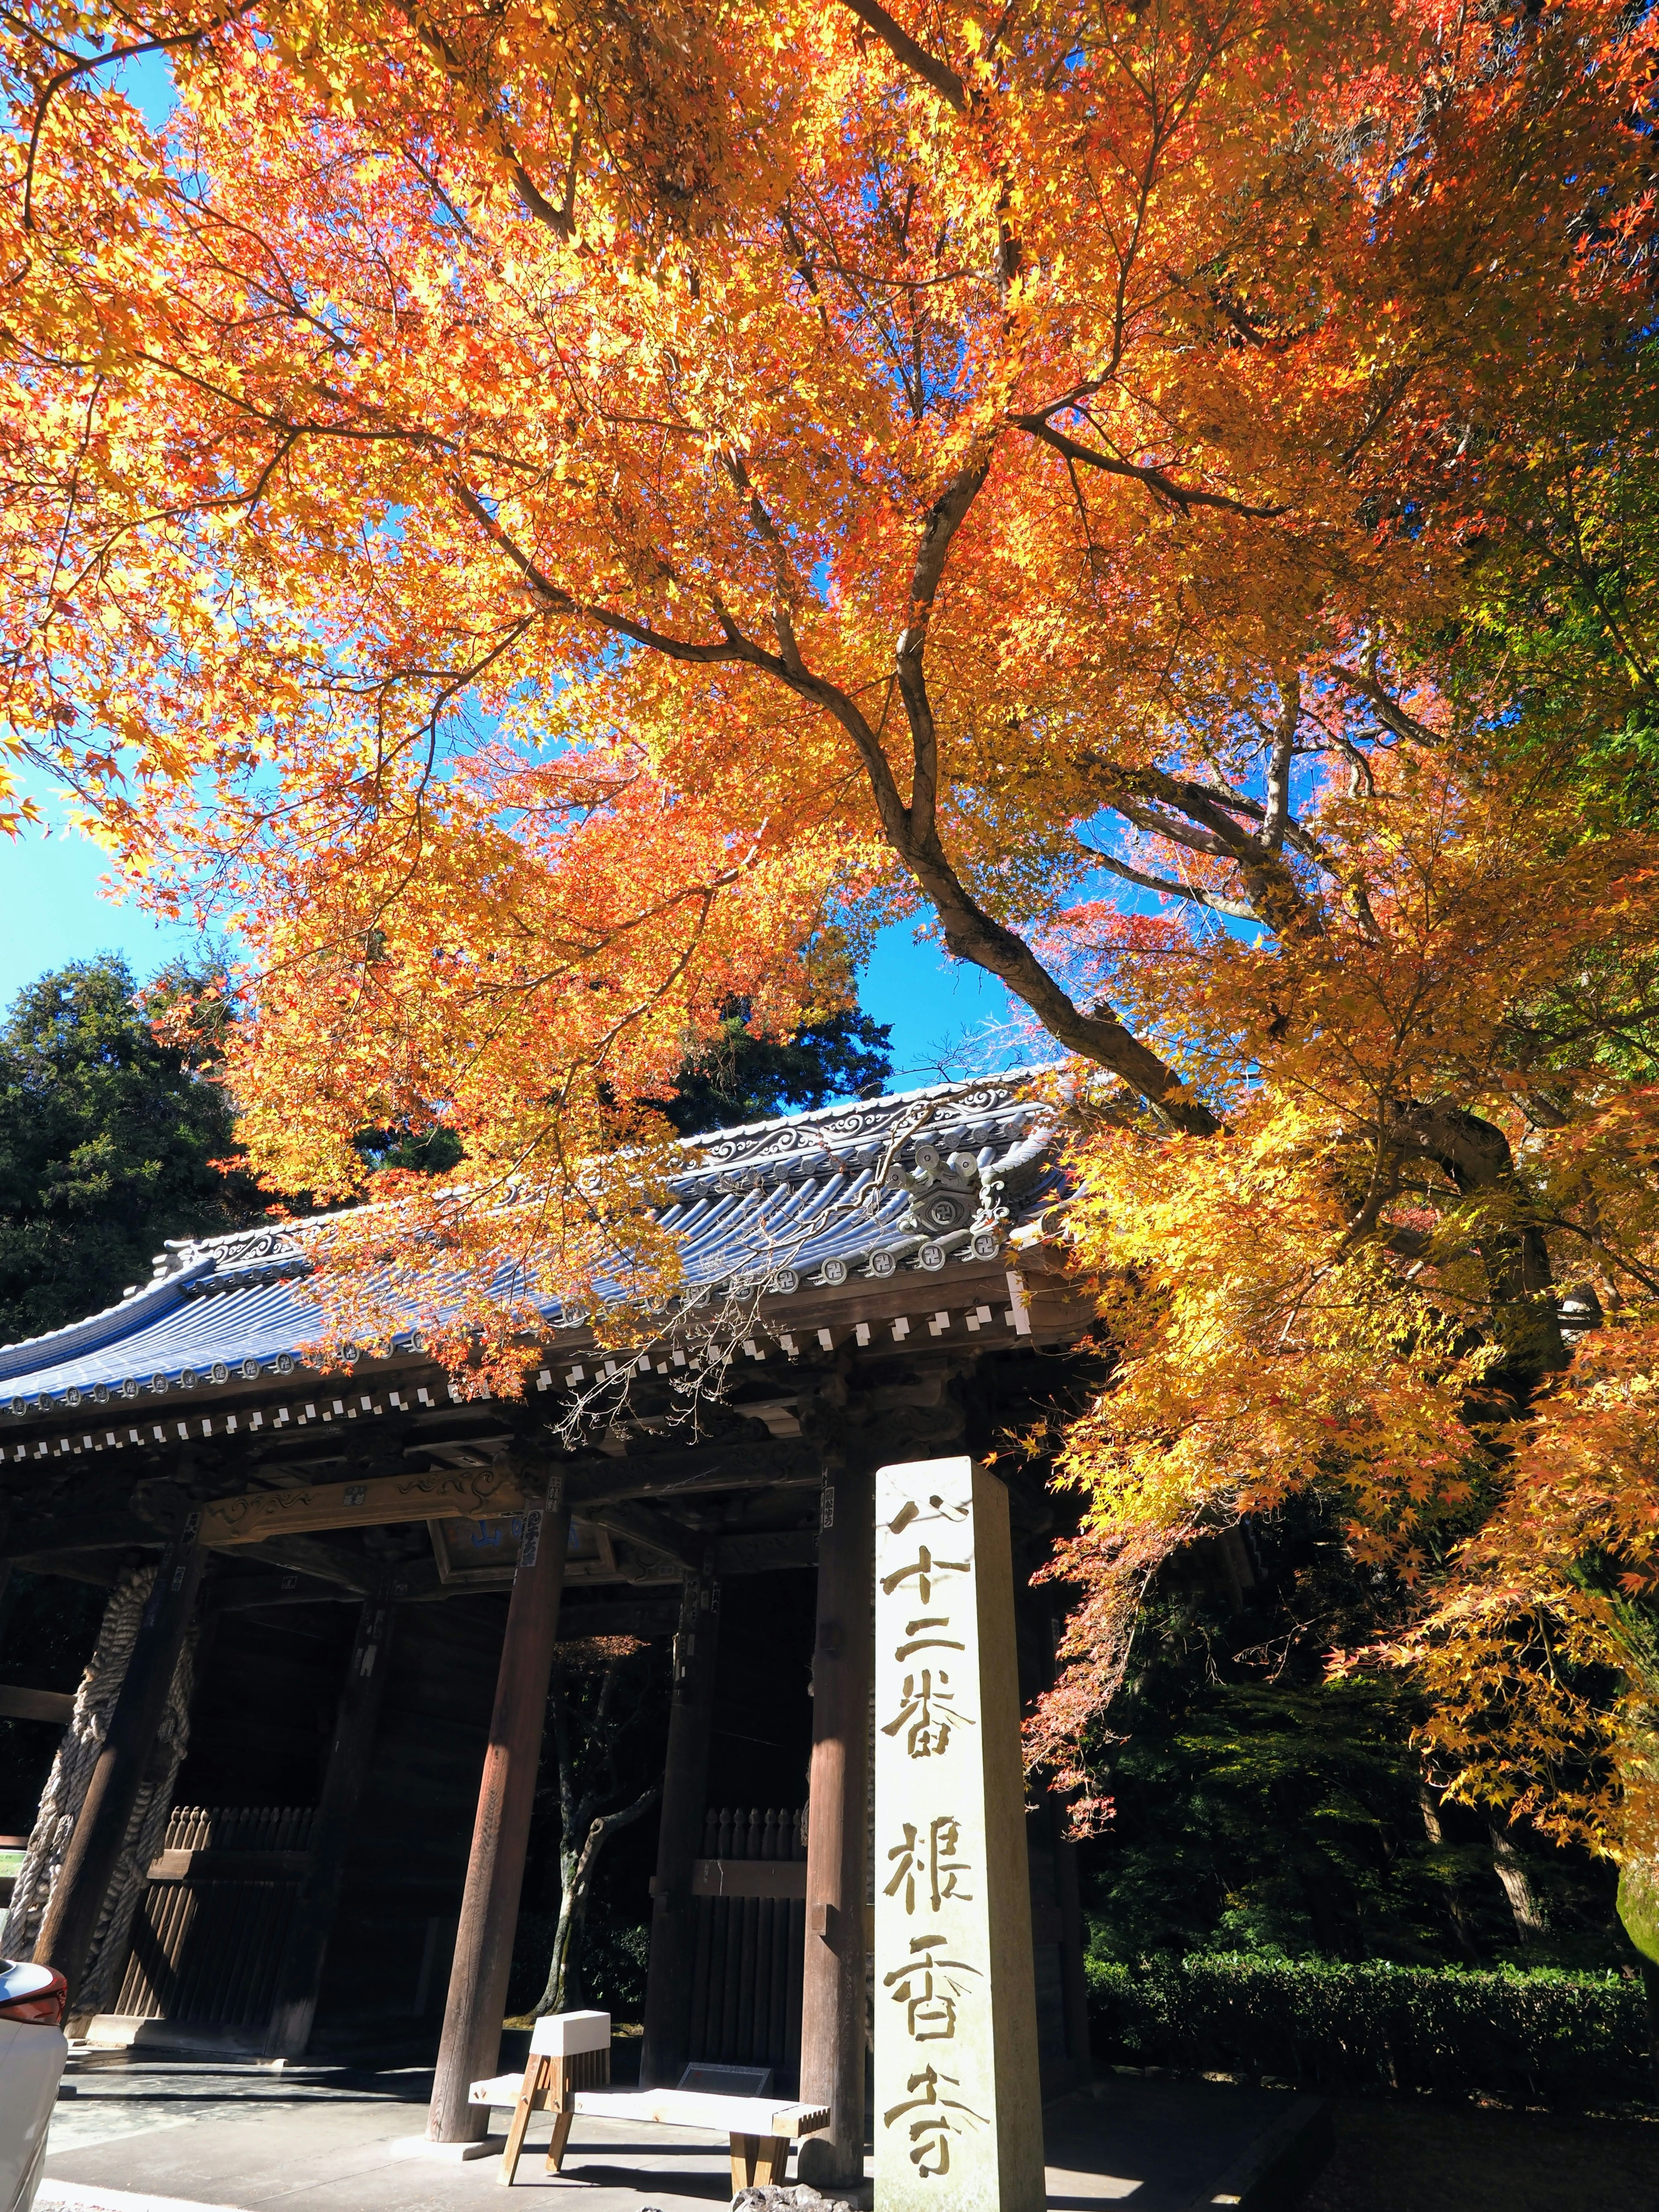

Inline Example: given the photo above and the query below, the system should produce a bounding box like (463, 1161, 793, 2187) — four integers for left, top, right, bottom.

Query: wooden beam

(4, 1509, 156, 1560)
(583, 1498, 699, 1573)
(232, 1534, 374, 1595)
(204, 1570, 357, 1615)
(0, 1685, 73, 1724)
(566, 1440, 820, 1506)
(199, 1463, 531, 1546)
(712, 1529, 817, 1575)
(427, 1477, 569, 2144)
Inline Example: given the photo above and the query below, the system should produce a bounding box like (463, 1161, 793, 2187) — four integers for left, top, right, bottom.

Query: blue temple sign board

(873, 1456, 1045, 2212)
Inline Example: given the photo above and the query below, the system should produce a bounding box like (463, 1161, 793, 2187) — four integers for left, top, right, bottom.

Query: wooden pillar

(639, 1567, 720, 2088)
(798, 1462, 873, 2190)
(426, 1477, 569, 2144)
(264, 1592, 396, 2059)
(34, 1515, 205, 2006)
(1052, 1800, 1092, 2086)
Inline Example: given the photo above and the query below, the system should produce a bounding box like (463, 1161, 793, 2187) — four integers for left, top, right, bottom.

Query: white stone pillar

(873, 1457, 1044, 2212)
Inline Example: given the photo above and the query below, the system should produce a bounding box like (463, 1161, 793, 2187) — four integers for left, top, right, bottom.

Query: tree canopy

(661, 1002, 892, 1135)
(7, 0, 1659, 1889)
(0, 957, 253, 1340)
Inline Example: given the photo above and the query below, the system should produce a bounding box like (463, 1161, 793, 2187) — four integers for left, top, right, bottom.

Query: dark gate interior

(685, 1805, 807, 2090)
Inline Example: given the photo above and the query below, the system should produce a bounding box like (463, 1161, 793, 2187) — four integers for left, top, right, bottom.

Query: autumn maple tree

(7, 0, 1659, 1922)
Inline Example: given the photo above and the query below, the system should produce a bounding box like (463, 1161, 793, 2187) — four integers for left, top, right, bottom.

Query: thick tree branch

(455, 473, 1215, 1131)
(1331, 666, 1440, 747)
(1263, 673, 1299, 850)
(23, 6, 257, 230)
(834, 0, 967, 111)
(390, 2, 576, 238)
(1075, 841, 1256, 919)
(1011, 413, 1287, 518)
(896, 456, 991, 844)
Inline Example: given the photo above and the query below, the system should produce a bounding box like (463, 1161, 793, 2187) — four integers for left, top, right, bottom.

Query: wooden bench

(469, 2011, 830, 2190)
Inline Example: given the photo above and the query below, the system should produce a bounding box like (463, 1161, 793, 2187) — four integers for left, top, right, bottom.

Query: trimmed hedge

(1086, 1953, 1653, 2103)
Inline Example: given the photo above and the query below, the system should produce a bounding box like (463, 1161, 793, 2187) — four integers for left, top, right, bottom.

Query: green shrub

(1087, 1953, 1652, 2103)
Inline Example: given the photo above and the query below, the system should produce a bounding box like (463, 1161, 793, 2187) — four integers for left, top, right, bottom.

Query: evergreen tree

(661, 1004, 892, 1136)
(0, 957, 255, 1341)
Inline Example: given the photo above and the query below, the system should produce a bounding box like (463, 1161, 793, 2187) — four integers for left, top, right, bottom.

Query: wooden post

(639, 1568, 720, 2087)
(34, 1516, 205, 2006)
(264, 1592, 396, 2059)
(426, 1478, 569, 2144)
(1052, 1801, 1092, 2087)
(798, 1462, 873, 2191)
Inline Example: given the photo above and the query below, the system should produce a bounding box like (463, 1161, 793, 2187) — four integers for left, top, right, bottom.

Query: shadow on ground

(1300, 2096, 1659, 2212)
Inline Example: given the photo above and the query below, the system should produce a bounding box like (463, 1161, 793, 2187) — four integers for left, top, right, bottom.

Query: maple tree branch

(1082, 758, 1325, 941)
(896, 456, 991, 843)
(1382, 1104, 1566, 1368)
(389, 1, 575, 238)
(1074, 841, 1256, 920)
(719, 451, 804, 671)
(453, 478, 1213, 1131)
(1011, 413, 1287, 519)
(1331, 667, 1440, 747)
(451, 479, 761, 667)
(22, 5, 257, 231)
(833, 0, 967, 111)
(1263, 673, 1300, 851)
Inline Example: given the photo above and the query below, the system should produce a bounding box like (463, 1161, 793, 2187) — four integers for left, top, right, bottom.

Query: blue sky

(0, 784, 1019, 1085)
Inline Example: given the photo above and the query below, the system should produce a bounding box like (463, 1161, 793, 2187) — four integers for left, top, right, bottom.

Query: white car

(0, 1962, 67, 2212)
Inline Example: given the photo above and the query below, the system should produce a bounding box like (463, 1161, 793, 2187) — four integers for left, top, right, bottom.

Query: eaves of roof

(0, 1071, 1066, 1427)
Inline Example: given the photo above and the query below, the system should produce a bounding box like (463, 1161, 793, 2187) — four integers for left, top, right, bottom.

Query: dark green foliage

(0, 957, 257, 1341)
(353, 1123, 465, 1175)
(1083, 1516, 1624, 1972)
(350, 1002, 893, 1170)
(510, 1907, 650, 2019)
(1087, 1955, 1651, 2105)
(1093, 1673, 1460, 1965)
(661, 1003, 892, 1135)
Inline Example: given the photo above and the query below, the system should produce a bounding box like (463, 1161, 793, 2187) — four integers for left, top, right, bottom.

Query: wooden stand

(730, 2132, 790, 2190)
(639, 1568, 719, 2087)
(35, 1519, 205, 2005)
(504, 2042, 610, 2183)
(263, 1595, 394, 2059)
(797, 1462, 873, 2192)
(427, 1481, 569, 2144)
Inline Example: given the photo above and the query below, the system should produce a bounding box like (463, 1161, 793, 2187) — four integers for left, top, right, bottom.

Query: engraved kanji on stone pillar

(873, 1457, 1044, 2212)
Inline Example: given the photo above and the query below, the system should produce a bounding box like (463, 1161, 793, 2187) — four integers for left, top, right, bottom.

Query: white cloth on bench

(466, 2079, 829, 2140)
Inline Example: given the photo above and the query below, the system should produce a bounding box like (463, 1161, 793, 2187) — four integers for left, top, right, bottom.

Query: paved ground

(35, 2057, 1325, 2212)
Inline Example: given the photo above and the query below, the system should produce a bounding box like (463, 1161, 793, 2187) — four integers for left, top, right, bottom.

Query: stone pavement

(37, 2055, 1328, 2212)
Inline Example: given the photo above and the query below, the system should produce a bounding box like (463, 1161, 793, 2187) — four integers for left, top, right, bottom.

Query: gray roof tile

(0, 1073, 1059, 1412)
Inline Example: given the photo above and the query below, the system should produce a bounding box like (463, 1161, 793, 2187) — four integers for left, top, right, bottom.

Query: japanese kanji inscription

(873, 1456, 1045, 2212)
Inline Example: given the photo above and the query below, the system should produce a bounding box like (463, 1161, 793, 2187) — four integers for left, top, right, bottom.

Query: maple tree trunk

(1488, 1824, 1547, 1946)
(1417, 1786, 1481, 1966)
(532, 1787, 659, 2019)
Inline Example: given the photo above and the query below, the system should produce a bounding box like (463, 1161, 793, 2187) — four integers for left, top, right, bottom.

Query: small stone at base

(731, 2190, 852, 2212)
